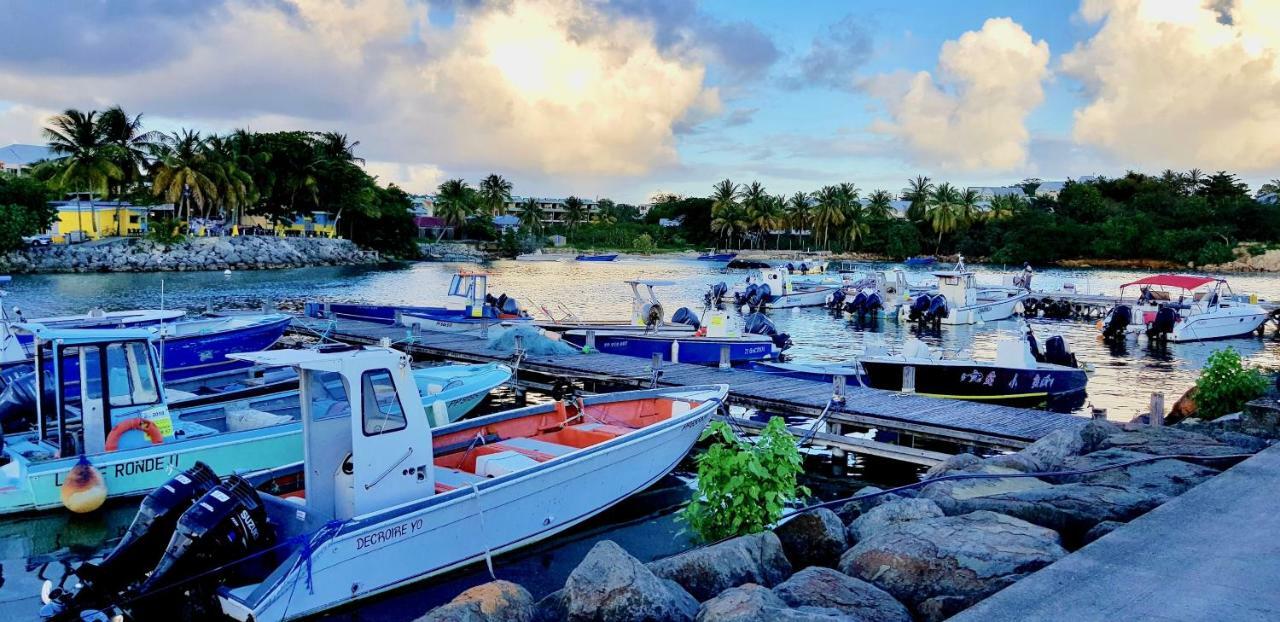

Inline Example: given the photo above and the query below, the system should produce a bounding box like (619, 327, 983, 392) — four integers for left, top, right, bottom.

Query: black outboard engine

(827, 289, 846, 310)
(748, 284, 772, 310)
(864, 292, 883, 314)
(785, 262, 795, 273)
(846, 291, 868, 315)
(907, 293, 932, 322)
(0, 367, 53, 434)
(744, 312, 792, 350)
(735, 283, 758, 308)
(1147, 305, 1178, 342)
(1043, 335, 1078, 368)
(670, 307, 700, 330)
(1102, 304, 1132, 341)
(705, 282, 729, 308)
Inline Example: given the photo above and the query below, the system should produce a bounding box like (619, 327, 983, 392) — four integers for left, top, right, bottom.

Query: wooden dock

(288, 316, 1087, 461)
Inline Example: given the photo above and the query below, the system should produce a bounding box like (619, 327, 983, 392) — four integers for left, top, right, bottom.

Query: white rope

(470, 481, 497, 580)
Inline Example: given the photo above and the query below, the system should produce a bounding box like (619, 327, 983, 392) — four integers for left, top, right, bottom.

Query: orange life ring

(105, 418, 164, 451)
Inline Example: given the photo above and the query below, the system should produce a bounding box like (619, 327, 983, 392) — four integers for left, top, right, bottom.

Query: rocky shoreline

(415, 405, 1276, 622)
(0, 236, 381, 273)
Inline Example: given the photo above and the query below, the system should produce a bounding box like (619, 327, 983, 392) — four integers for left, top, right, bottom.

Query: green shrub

(682, 418, 809, 542)
(1196, 241, 1235, 266)
(632, 233, 655, 253)
(1193, 347, 1269, 420)
(146, 217, 185, 247)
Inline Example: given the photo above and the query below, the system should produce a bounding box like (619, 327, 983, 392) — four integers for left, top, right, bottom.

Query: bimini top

(1121, 274, 1222, 290)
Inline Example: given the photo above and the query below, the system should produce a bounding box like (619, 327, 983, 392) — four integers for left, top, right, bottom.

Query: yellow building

(234, 211, 337, 238)
(46, 200, 167, 243)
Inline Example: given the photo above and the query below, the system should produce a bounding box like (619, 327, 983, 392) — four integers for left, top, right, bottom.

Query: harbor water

(1, 257, 1276, 620)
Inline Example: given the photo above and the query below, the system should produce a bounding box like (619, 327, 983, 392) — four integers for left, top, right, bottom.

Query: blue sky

(0, 0, 1276, 202)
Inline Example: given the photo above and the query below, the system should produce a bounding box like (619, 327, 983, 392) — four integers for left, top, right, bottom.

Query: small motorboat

(725, 258, 772, 270)
(859, 328, 1088, 409)
(38, 345, 724, 622)
(742, 360, 864, 385)
(0, 327, 513, 516)
(697, 250, 737, 262)
(534, 280, 696, 333)
(1098, 274, 1270, 343)
(400, 273, 534, 334)
(897, 257, 1029, 326)
(515, 250, 563, 262)
(708, 267, 839, 310)
(562, 309, 790, 365)
(903, 256, 936, 268)
(575, 253, 619, 262)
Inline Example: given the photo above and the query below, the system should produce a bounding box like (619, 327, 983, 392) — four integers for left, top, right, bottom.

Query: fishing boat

(400, 273, 533, 334)
(38, 345, 724, 622)
(742, 360, 864, 384)
(534, 280, 696, 333)
(697, 250, 737, 262)
(574, 253, 618, 262)
(859, 329, 1088, 409)
(1098, 274, 1270, 343)
(898, 258, 1029, 326)
(708, 267, 840, 310)
(514, 250, 563, 262)
(0, 326, 512, 516)
(562, 309, 789, 365)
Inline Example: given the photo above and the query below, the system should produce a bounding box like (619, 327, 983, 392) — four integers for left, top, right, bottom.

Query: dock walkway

(290, 317, 1086, 455)
(952, 441, 1280, 621)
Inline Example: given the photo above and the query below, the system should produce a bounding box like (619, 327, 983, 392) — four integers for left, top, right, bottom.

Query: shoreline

(0, 236, 382, 274)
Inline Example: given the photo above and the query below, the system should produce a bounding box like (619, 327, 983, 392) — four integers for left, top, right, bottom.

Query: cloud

(0, 103, 54, 144)
(605, 0, 780, 83)
(783, 15, 873, 90)
(0, 0, 718, 186)
(866, 17, 1050, 172)
(363, 161, 445, 192)
(1061, 0, 1280, 171)
(722, 108, 758, 127)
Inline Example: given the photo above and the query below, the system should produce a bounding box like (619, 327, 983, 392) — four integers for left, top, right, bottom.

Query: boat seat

(165, 388, 200, 402)
(434, 466, 487, 492)
(172, 420, 218, 440)
(572, 423, 632, 437)
(495, 437, 576, 458)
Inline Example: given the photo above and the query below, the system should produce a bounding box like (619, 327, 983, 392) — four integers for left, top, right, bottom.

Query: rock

(916, 595, 973, 622)
(772, 567, 911, 622)
(1166, 386, 1198, 425)
(835, 487, 904, 524)
(1079, 419, 1120, 454)
(922, 453, 982, 479)
(649, 531, 793, 602)
(847, 498, 944, 543)
(695, 584, 851, 622)
(1020, 427, 1084, 470)
(1081, 520, 1125, 545)
(418, 580, 533, 622)
(935, 483, 1165, 546)
(1097, 426, 1248, 459)
(918, 463, 1052, 505)
(531, 589, 566, 622)
(982, 452, 1042, 473)
(838, 511, 1066, 618)
(775, 509, 848, 569)
(561, 540, 698, 621)
(1053, 448, 1219, 498)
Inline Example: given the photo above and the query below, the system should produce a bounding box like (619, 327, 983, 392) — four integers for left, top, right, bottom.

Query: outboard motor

(499, 296, 521, 316)
(0, 367, 53, 434)
(907, 294, 932, 322)
(1147, 305, 1178, 342)
(670, 307, 700, 330)
(743, 312, 792, 351)
(705, 282, 729, 308)
(748, 284, 771, 310)
(785, 262, 795, 273)
(735, 283, 759, 308)
(846, 291, 868, 315)
(1043, 335, 1078, 368)
(863, 291, 883, 314)
(1102, 304, 1132, 341)
(827, 289, 846, 310)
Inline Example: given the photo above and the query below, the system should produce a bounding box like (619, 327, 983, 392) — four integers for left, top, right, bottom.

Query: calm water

(0, 258, 1276, 619)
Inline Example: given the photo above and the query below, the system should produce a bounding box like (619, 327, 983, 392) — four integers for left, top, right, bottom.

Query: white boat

(515, 250, 563, 262)
(1099, 274, 1270, 343)
(711, 267, 839, 310)
(400, 272, 534, 334)
(40, 345, 724, 622)
(534, 279, 696, 333)
(897, 258, 1029, 325)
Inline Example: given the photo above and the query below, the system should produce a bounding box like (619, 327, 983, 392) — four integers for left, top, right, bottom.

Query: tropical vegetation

(1193, 348, 1270, 421)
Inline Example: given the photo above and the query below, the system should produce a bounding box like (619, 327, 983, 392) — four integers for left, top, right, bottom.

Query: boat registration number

(355, 518, 426, 550)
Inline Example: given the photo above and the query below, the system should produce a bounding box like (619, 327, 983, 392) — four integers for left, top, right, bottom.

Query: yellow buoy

(61, 455, 108, 514)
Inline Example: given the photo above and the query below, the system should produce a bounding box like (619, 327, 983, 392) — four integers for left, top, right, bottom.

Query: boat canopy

(12, 323, 155, 344)
(625, 279, 677, 287)
(1121, 274, 1221, 290)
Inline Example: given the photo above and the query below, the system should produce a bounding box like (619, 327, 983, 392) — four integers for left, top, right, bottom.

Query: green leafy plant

(146, 216, 186, 247)
(682, 418, 809, 542)
(632, 233, 655, 253)
(1194, 347, 1269, 420)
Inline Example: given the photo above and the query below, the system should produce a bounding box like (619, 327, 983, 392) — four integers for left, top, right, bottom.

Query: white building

(502, 195, 600, 226)
(0, 144, 55, 176)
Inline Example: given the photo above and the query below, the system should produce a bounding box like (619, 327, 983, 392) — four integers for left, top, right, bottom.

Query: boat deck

(288, 316, 1087, 455)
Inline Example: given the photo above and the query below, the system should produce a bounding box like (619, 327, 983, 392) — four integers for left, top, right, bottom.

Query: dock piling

(586, 330, 596, 350)
(1149, 392, 1165, 427)
(719, 345, 731, 370)
(902, 366, 916, 394)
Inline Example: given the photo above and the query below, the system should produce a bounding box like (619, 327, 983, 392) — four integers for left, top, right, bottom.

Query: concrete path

(953, 443, 1280, 622)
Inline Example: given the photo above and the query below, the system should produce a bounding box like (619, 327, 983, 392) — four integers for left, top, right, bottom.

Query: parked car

(21, 234, 51, 247)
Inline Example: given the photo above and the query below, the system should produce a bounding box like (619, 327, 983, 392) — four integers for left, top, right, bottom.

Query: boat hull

(157, 315, 292, 381)
(562, 331, 779, 364)
(860, 358, 1087, 408)
(575, 254, 619, 262)
(402, 311, 533, 334)
(765, 286, 838, 309)
(697, 253, 736, 262)
(224, 389, 719, 622)
(742, 361, 865, 384)
(304, 303, 447, 326)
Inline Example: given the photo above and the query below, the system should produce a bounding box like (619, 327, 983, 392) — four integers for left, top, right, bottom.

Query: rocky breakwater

(417, 416, 1269, 622)
(0, 236, 380, 273)
(419, 241, 490, 263)
(1205, 245, 1280, 272)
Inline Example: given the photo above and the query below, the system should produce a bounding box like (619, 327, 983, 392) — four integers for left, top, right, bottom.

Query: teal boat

(0, 326, 511, 515)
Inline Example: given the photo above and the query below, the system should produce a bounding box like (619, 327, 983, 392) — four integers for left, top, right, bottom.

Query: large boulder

(695, 584, 852, 622)
(772, 567, 911, 622)
(838, 511, 1066, 621)
(922, 453, 982, 479)
(649, 531, 793, 601)
(1053, 448, 1219, 498)
(1081, 520, 1125, 545)
(847, 498, 944, 544)
(418, 580, 533, 622)
(835, 487, 905, 524)
(1097, 426, 1247, 459)
(775, 509, 849, 569)
(558, 540, 698, 621)
(1019, 427, 1083, 470)
(934, 483, 1165, 546)
(918, 464, 1051, 504)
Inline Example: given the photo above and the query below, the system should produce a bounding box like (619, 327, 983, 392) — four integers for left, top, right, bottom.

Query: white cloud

(1062, 0, 1280, 171)
(0, 0, 718, 191)
(362, 161, 445, 193)
(0, 103, 53, 144)
(866, 18, 1050, 172)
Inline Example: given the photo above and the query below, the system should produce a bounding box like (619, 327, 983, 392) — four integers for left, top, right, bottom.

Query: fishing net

(487, 325, 583, 356)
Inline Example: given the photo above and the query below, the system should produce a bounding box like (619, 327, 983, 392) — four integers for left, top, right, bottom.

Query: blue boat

(697, 252, 737, 262)
(575, 253, 618, 262)
(400, 272, 534, 334)
(562, 309, 790, 365)
(302, 302, 445, 325)
(743, 360, 866, 385)
(903, 256, 936, 267)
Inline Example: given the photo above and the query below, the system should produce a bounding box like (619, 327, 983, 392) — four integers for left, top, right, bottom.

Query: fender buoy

(694, 327, 707, 337)
(105, 418, 164, 452)
(60, 455, 107, 513)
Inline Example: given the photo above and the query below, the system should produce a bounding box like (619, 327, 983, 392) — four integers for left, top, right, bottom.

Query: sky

(1, 0, 1278, 203)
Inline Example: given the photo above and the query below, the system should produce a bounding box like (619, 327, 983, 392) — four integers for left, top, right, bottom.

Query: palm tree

(925, 183, 962, 252)
(866, 189, 895, 220)
(44, 109, 122, 239)
(203, 135, 256, 226)
(844, 201, 870, 248)
(987, 194, 1024, 220)
(1185, 168, 1205, 195)
(811, 186, 847, 250)
(563, 196, 587, 240)
(315, 132, 363, 164)
(958, 188, 984, 225)
(434, 179, 476, 232)
(741, 181, 771, 248)
(479, 173, 513, 216)
(785, 191, 811, 249)
(517, 197, 544, 234)
(903, 175, 933, 223)
(151, 130, 218, 225)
